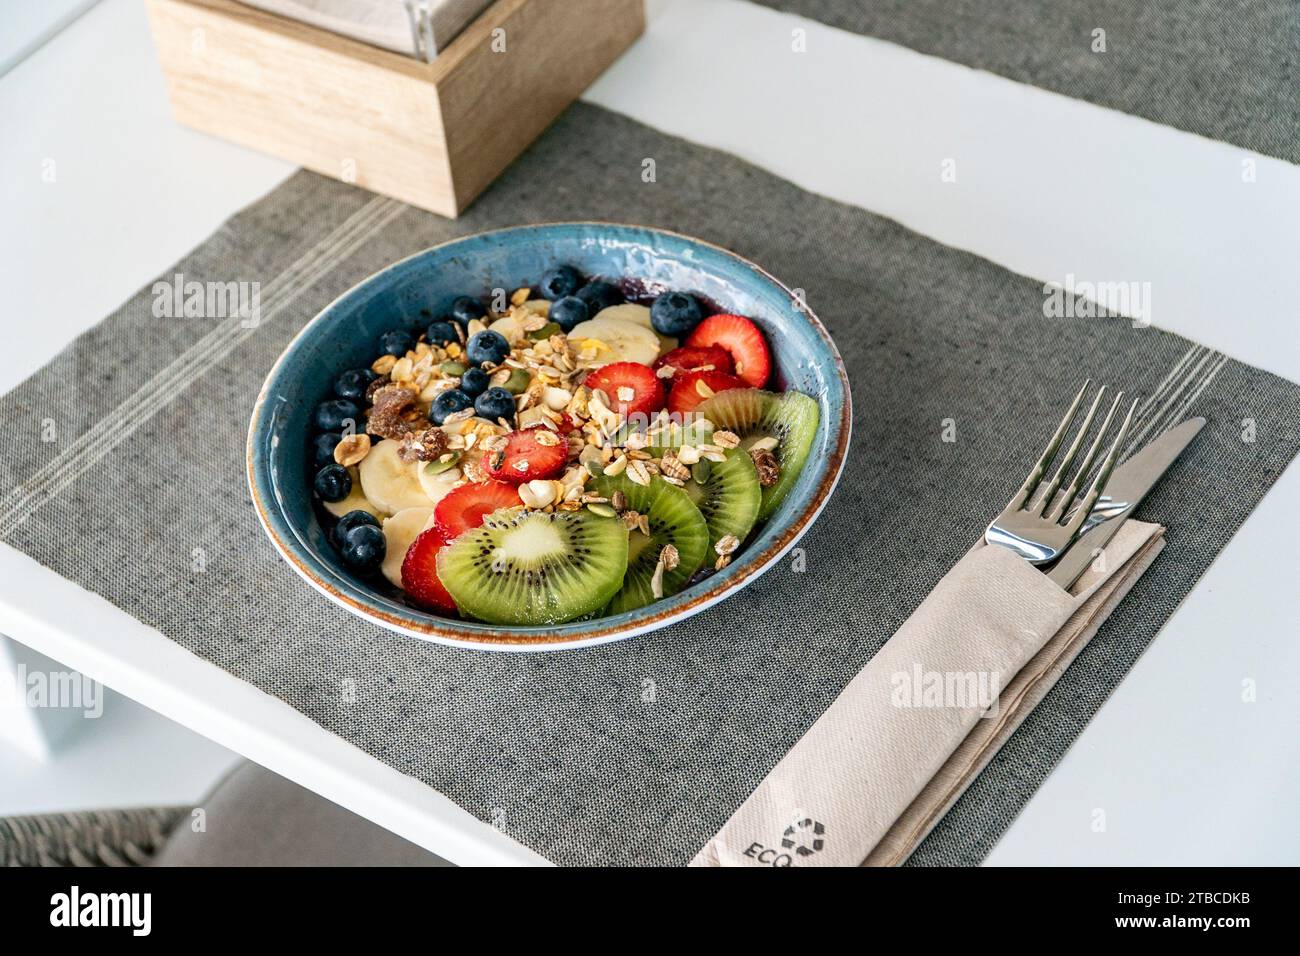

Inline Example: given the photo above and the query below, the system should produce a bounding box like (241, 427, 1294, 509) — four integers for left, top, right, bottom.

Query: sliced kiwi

(587, 473, 708, 613)
(684, 448, 761, 550)
(436, 509, 628, 626)
(695, 388, 820, 521)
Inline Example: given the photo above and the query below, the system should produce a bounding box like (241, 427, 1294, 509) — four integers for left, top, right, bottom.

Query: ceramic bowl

(248, 224, 851, 651)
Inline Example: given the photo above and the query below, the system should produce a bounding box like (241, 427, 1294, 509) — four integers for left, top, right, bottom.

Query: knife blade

(1047, 416, 1205, 588)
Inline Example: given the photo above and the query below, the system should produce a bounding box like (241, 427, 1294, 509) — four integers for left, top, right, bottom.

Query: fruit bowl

(248, 224, 851, 651)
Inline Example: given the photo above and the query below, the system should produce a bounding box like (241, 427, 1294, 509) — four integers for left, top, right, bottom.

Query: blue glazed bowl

(248, 224, 851, 651)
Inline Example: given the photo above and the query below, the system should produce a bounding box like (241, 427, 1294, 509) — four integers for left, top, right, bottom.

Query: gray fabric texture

(757, 0, 1300, 165)
(153, 762, 448, 866)
(0, 807, 187, 867)
(0, 103, 1296, 866)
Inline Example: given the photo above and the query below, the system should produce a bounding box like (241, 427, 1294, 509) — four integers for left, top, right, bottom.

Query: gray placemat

(757, 0, 1300, 165)
(1, 103, 1297, 866)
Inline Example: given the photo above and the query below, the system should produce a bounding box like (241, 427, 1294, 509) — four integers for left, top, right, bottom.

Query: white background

(0, 0, 1297, 864)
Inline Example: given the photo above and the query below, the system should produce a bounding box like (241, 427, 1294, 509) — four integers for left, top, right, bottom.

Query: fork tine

(1009, 379, 1090, 511)
(1048, 391, 1123, 522)
(1031, 385, 1105, 515)
(1062, 398, 1138, 535)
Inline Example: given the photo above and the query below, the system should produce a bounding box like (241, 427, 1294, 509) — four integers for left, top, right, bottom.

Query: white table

(2, 0, 1297, 865)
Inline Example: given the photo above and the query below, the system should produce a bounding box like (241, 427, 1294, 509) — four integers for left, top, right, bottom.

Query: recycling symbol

(780, 818, 826, 857)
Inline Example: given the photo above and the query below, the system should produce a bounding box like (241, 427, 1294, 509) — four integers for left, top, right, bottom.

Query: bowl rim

(247, 222, 852, 651)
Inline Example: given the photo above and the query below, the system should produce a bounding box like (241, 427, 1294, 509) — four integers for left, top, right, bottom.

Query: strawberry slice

(484, 429, 568, 484)
(432, 481, 523, 540)
(666, 369, 746, 415)
(401, 527, 457, 613)
(685, 314, 771, 387)
(584, 361, 665, 420)
(653, 345, 734, 384)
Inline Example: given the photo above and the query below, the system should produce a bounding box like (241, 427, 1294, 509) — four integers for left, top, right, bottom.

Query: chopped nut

(371, 354, 398, 375)
(610, 490, 628, 513)
(510, 287, 531, 306)
(661, 544, 680, 572)
(694, 379, 716, 400)
(543, 386, 572, 410)
(715, 534, 740, 556)
(616, 386, 635, 402)
(390, 356, 414, 383)
(519, 479, 556, 509)
(655, 365, 677, 380)
(676, 445, 701, 465)
(750, 447, 781, 487)
(749, 436, 779, 452)
(715, 553, 732, 571)
(333, 433, 372, 467)
(604, 454, 628, 477)
(712, 430, 741, 449)
(365, 376, 390, 403)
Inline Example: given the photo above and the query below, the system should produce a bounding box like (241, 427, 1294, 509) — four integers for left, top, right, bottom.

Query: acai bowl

(247, 224, 851, 651)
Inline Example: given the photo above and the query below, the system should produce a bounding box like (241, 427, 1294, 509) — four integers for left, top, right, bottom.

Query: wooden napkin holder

(145, 0, 644, 217)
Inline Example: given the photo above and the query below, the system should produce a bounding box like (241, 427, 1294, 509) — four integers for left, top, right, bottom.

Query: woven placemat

(757, 0, 1300, 165)
(2, 103, 1297, 865)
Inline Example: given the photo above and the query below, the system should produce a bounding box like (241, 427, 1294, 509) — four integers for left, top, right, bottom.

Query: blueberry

(549, 295, 589, 332)
(379, 329, 415, 357)
(449, 296, 486, 327)
(314, 463, 352, 502)
(539, 264, 583, 300)
(315, 399, 361, 433)
(333, 509, 380, 547)
(339, 523, 385, 571)
(334, 368, 376, 402)
(425, 320, 458, 346)
(474, 386, 515, 423)
(460, 367, 490, 397)
(313, 432, 341, 469)
(650, 291, 704, 337)
(576, 280, 623, 315)
(430, 388, 474, 425)
(466, 329, 510, 367)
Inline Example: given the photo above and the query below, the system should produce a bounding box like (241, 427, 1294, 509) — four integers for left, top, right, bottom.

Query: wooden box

(145, 0, 644, 217)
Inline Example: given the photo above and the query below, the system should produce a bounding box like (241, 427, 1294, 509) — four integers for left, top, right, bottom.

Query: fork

(985, 381, 1137, 565)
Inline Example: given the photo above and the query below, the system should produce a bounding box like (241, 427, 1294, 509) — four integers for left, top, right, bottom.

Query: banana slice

(567, 317, 661, 366)
(380, 507, 435, 588)
(593, 303, 651, 328)
(593, 304, 676, 355)
(358, 439, 434, 514)
(416, 459, 464, 504)
(322, 467, 385, 519)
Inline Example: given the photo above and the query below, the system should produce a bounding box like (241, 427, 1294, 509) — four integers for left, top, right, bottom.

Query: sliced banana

(593, 303, 651, 328)
(322, 467, 385, 519)
(567, 317, 661, 366)
(380, 507, 435, 588)
(593, 304, 676, 354)
(358, 439, 433, 514)
(416, 460, 464, 504)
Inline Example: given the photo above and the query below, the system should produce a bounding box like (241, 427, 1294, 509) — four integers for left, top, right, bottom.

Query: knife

(1046, 416, 1205, 588)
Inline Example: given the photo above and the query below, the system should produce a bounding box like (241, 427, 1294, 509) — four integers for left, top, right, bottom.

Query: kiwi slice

(695, 388, 820, 521)
(436, 509, 628, 626)
(684, 448, 762, 550)
(587, 473, 708, 613)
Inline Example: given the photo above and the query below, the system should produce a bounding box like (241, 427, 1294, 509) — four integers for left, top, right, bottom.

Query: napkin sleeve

(689, 519, 1164, 868)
